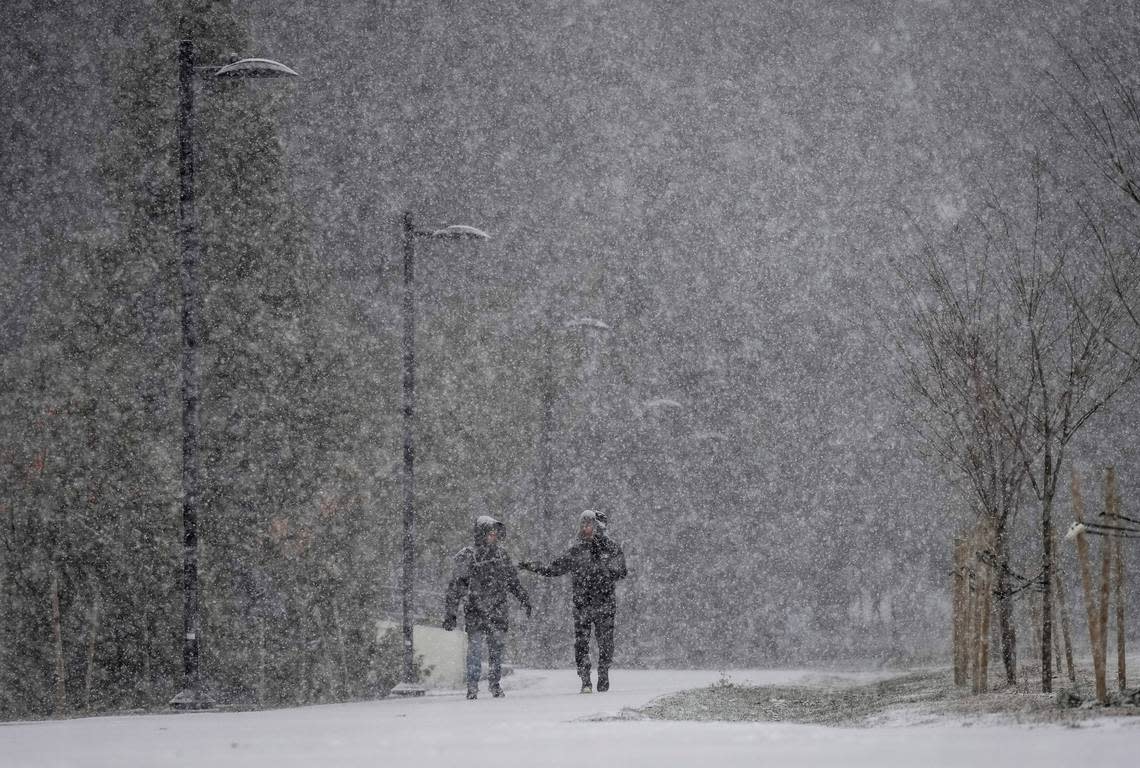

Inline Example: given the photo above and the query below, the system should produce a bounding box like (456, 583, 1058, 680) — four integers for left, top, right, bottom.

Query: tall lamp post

(390, 212, 489, 697)
(171, 39, 297, 711)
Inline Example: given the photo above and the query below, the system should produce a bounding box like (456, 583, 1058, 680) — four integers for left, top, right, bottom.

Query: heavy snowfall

(3, 0, 1140, 765)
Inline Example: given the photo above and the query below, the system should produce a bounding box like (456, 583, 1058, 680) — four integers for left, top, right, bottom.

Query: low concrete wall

(377, 620, 466, 690)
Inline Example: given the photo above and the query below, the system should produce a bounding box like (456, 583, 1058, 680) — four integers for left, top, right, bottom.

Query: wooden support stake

(1114, 519, 1126, 694)
(1072, 468, 1107, 704)
(1030, 598, 1042, 674)
(971, 521, 992, 694)
(1100, 469, 1114, 677)
(973, 569, 985, 694)
(1051, 528, 1076, 684)
(963, 568, 975, 687)
(1109, 472, 1126, 693)
(979, 563, 992, 691)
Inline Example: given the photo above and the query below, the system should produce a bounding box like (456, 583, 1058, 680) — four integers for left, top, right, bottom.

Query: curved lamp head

(564, 316, 611, 331)
(214, 58, 299, 79)
(430, 224, 490, 241)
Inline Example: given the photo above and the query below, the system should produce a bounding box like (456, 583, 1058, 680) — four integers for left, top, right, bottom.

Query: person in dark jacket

(519, 509, 627, 693)
(443, 515, 531, 699)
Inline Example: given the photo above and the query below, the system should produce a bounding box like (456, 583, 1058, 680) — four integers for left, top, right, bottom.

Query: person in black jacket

(443, 515, 531, 699)
(519, 510, 627, 693)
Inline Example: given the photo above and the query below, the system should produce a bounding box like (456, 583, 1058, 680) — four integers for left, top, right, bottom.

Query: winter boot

(580, 681, 593, 694)
(597, 670, 609, 693)
(490, 682, 505, 698)
(466, 686, 478, 700)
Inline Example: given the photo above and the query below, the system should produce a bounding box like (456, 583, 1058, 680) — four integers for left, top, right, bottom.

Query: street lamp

(390, 211, 489, 697)
(171, 39, 297, 711)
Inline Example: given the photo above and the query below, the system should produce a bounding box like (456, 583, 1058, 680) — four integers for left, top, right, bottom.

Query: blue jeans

(466, 627, 505, 689)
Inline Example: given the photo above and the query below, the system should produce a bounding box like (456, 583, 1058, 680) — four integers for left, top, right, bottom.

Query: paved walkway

(3, 669, 1136, 768)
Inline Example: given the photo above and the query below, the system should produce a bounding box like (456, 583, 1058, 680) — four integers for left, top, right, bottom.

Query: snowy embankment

(2, 668, 1136, 768)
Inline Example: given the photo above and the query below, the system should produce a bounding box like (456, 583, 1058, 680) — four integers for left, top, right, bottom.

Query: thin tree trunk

(321, 606, 338, 702)
(301, 609, 314, 705)
(84, 588, 100, 710)
(333, 602, 349, 699)
(142, 608, 152, 702)
(1114, 528, 1126, 694)
(1040, 453, 1054, 694)
(1051, 600, 1064, 674)
(50, 565, 66, 714)
(1030, 598, 1042, 676)
(966, 574, 975, 688)
(994, 531, 1017, 685)
(1071, 469, 1107, 703)
(953, 537, 968, 687)
(257, 618, 267, 706)
(979, 566, 992, 692)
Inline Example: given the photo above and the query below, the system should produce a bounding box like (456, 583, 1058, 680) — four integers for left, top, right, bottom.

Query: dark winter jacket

(444, 517, 530, 632)
(528, 532, 627, 616)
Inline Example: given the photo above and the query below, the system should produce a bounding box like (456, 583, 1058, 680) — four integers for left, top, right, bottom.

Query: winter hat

(474, 515, 505, 543)
(579, 509, 607, 525)
(578, 509, 607, 534)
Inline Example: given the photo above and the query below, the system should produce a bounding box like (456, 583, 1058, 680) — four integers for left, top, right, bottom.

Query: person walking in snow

(518, 509, 627, 693)
(443, 515, 532, 700)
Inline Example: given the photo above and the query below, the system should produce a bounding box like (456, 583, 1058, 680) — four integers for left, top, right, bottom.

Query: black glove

(517, 560, 535, 572)
(442, 615, 456, 631)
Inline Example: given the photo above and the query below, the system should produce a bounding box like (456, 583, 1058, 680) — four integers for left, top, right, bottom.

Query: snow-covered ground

(2, 668, 1136, 768)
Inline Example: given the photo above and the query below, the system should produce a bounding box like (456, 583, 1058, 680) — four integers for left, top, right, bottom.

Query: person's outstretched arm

(518, 547, 574, 577)
(505, 557, 532, 617)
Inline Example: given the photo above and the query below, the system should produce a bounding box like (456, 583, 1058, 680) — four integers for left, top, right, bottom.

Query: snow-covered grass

(2, 668, 1137, 768)
(643, 667, 1140, 728)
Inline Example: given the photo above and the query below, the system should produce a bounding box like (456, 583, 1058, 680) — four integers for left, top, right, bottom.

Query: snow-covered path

(2, 669, 1135, 768)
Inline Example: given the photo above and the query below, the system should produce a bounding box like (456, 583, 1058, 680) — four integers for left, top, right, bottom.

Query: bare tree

(1047, 35, 1140, 344)
(1047, 35, 1140, 214)
(980, 164, 1138, 693)
(891, 221, 1032, 686)
(892, 158, 1140, 692)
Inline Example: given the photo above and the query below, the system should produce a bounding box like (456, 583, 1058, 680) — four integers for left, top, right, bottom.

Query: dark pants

(573, 609, 615, 681)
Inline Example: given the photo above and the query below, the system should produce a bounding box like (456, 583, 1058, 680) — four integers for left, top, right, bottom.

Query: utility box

(377, 620, 466, 690)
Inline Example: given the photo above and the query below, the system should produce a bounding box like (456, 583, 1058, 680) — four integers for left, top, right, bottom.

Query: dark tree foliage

(1, 1, 397, 716)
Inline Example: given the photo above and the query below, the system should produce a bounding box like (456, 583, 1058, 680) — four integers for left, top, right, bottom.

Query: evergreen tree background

(1, 0, 401, 714)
